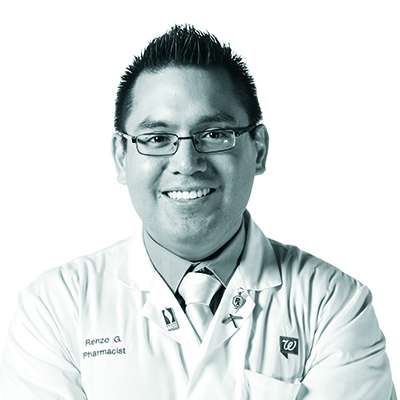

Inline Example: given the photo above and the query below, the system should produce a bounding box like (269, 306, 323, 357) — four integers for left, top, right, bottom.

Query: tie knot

(178, 272, 221, 306)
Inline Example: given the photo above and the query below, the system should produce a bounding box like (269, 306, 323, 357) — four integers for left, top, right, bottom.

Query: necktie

(178, 272, 221, 341)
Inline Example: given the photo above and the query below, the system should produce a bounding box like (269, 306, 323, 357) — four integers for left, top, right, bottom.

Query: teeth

(166, 188, 211, 200)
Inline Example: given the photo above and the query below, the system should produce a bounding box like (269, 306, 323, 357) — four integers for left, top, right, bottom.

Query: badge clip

(232, 287, 245, 312)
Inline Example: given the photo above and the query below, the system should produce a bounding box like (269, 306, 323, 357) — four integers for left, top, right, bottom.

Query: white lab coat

(0, 213, 396, 399)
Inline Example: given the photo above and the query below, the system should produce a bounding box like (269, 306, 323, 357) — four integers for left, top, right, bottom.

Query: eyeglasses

(116, 123, 257, 156)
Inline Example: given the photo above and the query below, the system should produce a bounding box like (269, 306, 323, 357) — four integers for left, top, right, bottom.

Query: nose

(167, 137, 208, 175)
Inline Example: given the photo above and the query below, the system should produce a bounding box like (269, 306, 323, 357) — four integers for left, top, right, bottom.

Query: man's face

(112, 66, 268, 260)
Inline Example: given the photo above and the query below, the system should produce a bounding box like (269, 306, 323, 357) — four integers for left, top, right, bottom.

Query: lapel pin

(222, 313, 243, 329)
(162, 307, 179, 331)
(232, 287, 245, 312)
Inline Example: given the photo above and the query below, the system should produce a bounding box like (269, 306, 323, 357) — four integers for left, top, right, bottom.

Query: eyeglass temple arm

(115, 131, 137, 143)
(234, 123, 258, 137)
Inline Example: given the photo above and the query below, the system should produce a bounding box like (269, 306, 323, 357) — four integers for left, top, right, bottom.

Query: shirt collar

(143, 219, 246, 293)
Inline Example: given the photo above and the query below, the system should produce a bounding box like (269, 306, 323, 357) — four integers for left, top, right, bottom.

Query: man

(0, 25, 396, 399)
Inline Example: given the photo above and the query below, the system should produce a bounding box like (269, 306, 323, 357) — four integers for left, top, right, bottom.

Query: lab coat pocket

(242, 370, 301, 400)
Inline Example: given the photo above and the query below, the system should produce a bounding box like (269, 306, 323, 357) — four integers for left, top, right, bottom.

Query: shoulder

(268, 238, 370, 315)
(26, 235, 135, 300)
(245, 213, 364, 297)
(271, 239, 357, 283)
(13, 236, 138, 350)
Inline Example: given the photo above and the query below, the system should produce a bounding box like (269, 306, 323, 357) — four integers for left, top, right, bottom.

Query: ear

(111, 134, 127, 185)
(253, 124, 269, 175)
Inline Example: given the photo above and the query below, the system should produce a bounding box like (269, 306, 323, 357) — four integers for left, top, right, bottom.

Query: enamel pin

(162, 307, 179, 331)
(232, 287, 245, 312)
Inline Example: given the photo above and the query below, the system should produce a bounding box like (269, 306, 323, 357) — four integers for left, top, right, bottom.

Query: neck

(145, 220, 243, 262)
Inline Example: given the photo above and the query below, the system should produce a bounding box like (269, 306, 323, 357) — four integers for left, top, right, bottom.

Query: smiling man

(113, 66, 266, 261)
(0, 25, 396, 399)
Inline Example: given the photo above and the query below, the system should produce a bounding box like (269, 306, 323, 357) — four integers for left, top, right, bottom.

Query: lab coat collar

(115, 212, 282, 367)
(239, 210, 282, 291)
(116, 231, 155, 291)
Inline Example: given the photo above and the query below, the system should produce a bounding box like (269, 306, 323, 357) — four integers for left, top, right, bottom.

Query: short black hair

(114, 25, 262, 148)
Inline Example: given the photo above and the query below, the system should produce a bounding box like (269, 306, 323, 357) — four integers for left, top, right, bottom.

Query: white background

(1, 0, 399, 390)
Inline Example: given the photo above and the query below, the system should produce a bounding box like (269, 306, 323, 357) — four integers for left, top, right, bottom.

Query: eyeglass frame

(115, 123, 258, 156)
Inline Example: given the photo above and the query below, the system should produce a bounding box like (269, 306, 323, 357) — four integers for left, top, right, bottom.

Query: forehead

(125, 66, 249, 130)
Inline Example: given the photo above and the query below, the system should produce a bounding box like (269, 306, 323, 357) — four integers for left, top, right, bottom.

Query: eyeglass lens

(136, 130, 236, 155)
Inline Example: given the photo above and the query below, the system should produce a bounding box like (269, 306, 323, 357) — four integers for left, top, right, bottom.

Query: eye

(201, 130, 231, 140)
(146, 135, 168, 143)
(138, 134, 174, 146)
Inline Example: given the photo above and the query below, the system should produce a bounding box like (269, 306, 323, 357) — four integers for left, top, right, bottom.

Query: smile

(164, 188, 213, 200)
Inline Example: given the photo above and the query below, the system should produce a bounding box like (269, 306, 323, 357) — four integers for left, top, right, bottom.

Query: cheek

(125, 157, 162, 204)
(232, 174, 255, 206)
(219, 159, 256, 211)
(225, 147, 257, 189)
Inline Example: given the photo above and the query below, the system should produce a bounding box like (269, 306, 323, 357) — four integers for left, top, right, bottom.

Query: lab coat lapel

(200, 213, 282, 356)
(200, 270, 255, 356)
(116, 230, 199, 347)
(141, 272, 204, 377)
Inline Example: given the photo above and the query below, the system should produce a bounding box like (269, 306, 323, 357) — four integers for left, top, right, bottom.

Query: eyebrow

(136, 112, 238, 132)
(136, 119, 170, 130)
(196, 112, 238, 125)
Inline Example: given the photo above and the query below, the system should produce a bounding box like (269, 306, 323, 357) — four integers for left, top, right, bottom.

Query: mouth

(163, 188, 215, 200)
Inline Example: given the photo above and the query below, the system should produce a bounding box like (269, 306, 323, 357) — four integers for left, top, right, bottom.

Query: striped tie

(178, 272, 221, 341)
